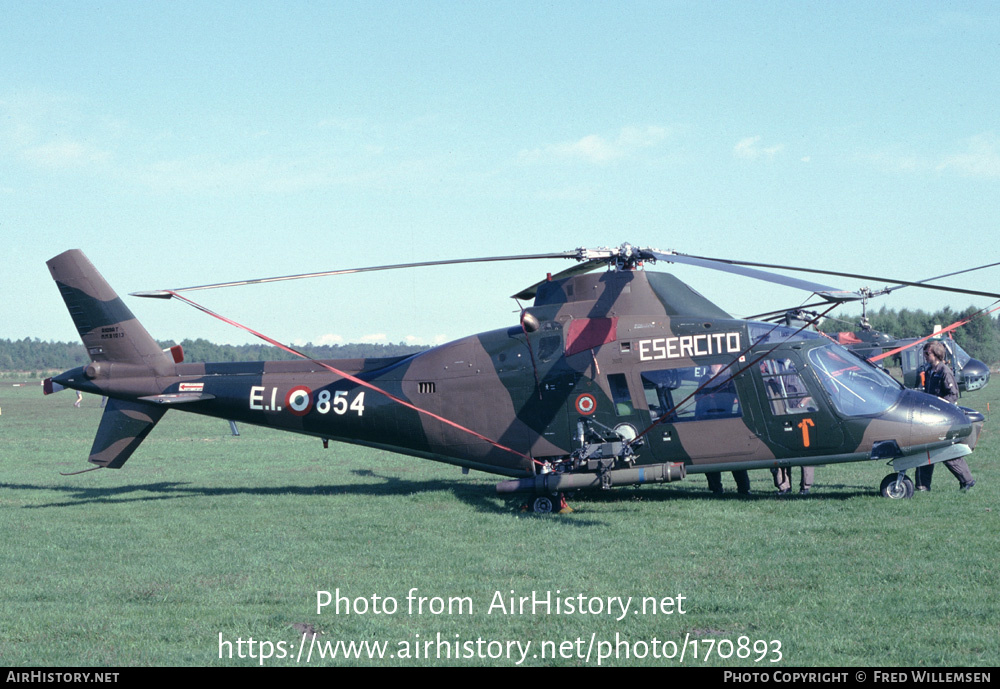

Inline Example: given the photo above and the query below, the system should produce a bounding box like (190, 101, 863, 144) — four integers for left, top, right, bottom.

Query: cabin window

(536, 336, 562, 362)
(607, 373, 634, 416)
(759, 358, 817, 415)
(640, 365, 742, 423)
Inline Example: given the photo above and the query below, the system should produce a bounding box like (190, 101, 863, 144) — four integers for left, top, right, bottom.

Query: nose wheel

(880, 473, 914, 499)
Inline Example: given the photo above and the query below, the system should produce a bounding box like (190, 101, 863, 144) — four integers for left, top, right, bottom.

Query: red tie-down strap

(167, 291, 537, 465)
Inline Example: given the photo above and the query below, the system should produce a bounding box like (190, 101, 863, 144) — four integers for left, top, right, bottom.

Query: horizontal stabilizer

(43, 377, 65, 395)
(138, 393, 216, 405)
(89, 398, 168, 468)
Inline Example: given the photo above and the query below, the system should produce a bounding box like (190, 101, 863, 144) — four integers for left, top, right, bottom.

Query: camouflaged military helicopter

(44, 245, 997, 510)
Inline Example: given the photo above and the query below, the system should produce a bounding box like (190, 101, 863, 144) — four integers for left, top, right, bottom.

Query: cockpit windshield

(807, 344, 903, 417)
(948, 340, 972, 369)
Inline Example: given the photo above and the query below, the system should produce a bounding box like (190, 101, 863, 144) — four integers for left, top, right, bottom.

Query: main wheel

(532, 496, 554, 513)
(880, 474, 914, 499)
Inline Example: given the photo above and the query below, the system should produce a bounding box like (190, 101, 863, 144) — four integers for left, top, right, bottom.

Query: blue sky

(3, 1, 999, 348)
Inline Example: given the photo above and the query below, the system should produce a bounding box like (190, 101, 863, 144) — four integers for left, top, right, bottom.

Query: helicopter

(874, 333, 991, 393)
(827, 328, 992, 393)
(43, 244, 997, 511)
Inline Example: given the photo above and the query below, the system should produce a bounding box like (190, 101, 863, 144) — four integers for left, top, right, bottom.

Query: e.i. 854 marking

(249, 386, 365, 417)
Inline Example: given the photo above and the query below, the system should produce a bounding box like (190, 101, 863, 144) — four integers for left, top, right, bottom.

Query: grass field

(1, 381, 997, 667)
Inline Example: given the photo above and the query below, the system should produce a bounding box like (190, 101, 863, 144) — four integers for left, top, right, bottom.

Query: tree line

(5, 306, 1000, 373)
(0, 337, 429, 373)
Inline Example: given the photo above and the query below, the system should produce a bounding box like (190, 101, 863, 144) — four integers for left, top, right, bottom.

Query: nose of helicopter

(961, 358, 991, 391)
(907, 389, 977, 447)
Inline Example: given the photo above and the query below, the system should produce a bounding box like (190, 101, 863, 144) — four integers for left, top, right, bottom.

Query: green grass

(1, 383, 997, 666)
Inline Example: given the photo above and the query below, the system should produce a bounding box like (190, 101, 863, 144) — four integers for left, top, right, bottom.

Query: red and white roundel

(575, 393, 597, 416)
(285, 386, 313, 416)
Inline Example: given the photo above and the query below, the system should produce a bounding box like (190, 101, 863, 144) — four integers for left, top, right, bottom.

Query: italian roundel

(285, 386, 313, 416)
(575, 393, 597, 416)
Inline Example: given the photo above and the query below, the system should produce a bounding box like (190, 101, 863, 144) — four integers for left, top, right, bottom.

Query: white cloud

(20, 139, 111, 169)
(0, 93, 446, 196)
(733, 136, 784, 160)
(293, 333, 453, 347)
(863, 149, 931, 174)
(306, 333, 345, 346)
(130, 156, 352, 194)
(936, 133, 1000, 178)
(519, 126, 669, 165)
(404, 334, 449, 346)
(865, 133, 1000, 179)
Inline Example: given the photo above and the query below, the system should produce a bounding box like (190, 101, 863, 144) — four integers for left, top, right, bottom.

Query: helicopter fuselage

(48, 256, 982, 500)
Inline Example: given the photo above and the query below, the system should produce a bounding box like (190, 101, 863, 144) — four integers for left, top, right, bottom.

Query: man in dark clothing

(706, 470, 751, 495)
(915, 341, 976, 491)
(698, 365, 751, 496)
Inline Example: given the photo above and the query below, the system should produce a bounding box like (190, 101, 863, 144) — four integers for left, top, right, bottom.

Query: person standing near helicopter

(697, 364, 751, 495)
(915, 341, 976, 491)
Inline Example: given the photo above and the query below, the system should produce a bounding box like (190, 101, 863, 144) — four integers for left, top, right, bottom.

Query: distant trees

(7, 306, 1000, 372)
(169, 338, 429, 363)
(0, 338, 429, 372)
(0, 338, 90, 372)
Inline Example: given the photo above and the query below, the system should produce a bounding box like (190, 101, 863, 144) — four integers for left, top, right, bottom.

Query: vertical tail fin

(46, 249, 172, 374)
(48, 249, 174, 469)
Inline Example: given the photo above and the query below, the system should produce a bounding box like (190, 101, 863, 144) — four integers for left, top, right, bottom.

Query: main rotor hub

(574, 243, 647, 272)
(613, 243, 643, 271)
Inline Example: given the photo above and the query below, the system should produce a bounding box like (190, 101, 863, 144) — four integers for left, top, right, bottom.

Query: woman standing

(915, 341, 976, 491)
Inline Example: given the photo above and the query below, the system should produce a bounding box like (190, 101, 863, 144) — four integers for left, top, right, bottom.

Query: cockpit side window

(759, 358, 818, 415)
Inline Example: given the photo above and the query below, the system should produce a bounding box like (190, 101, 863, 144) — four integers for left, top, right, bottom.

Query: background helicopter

(893, 335, 991, 392)
(761, 270, 1000, 394)
(769, 315, 992, 394)
(44, 244, 999, 511)
(840, 329, 990, 393)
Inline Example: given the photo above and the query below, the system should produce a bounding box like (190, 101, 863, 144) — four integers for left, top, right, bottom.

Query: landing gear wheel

(880, 473, 914, 499)
(532, 496, 554, 513)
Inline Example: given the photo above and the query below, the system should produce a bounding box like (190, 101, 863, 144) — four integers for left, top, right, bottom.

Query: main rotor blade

(131, 252, 579, 298)
(659, 252, 1000, 301)
(745, 301, 835, 322)
(645, 250, 861, 302)
(881, 260, 1000, 295)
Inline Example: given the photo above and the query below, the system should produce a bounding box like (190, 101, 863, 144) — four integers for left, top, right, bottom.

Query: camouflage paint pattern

(46, 250, 983, 497)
